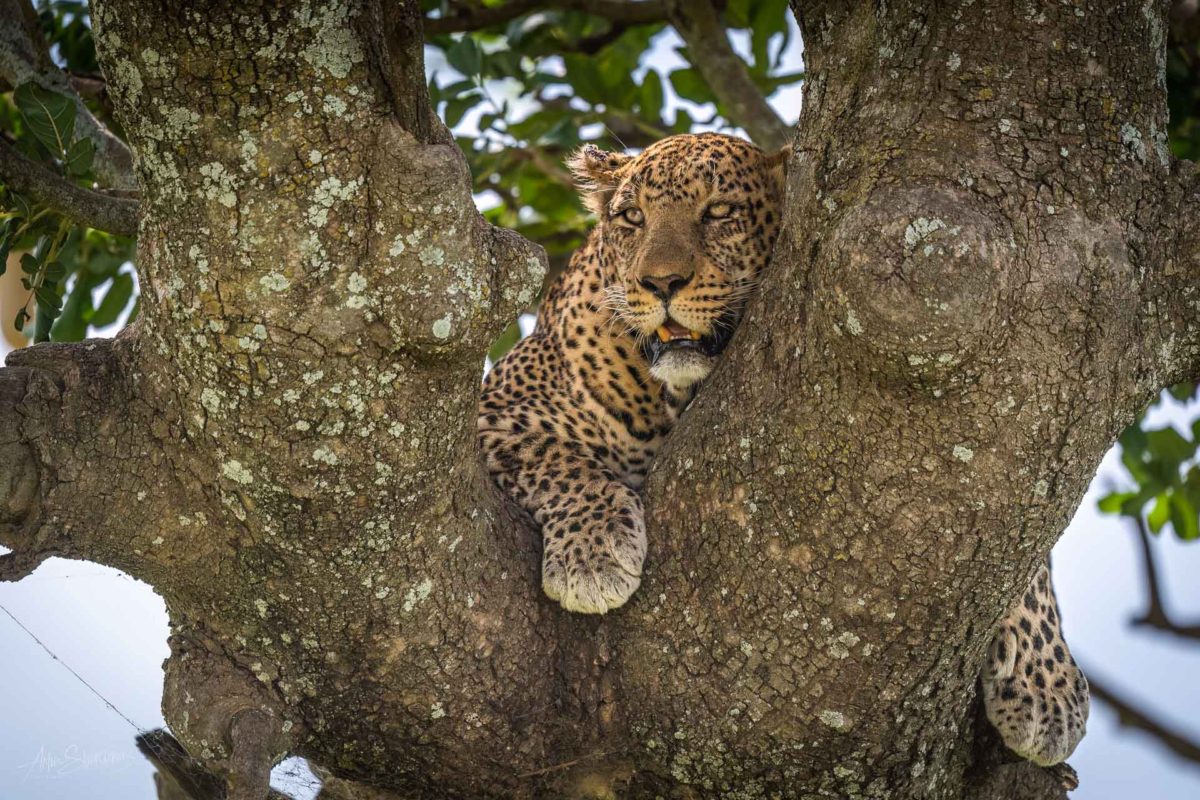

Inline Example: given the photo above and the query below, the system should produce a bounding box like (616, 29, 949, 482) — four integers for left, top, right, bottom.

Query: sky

(2, 14, 1200, 800)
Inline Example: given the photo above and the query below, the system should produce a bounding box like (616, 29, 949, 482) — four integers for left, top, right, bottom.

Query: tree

(1, 1, 1198, 798)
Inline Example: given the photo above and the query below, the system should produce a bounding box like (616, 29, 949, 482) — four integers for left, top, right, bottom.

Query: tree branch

(136, 729, 228, 800)
(424, 0, 670, 35)
(1129, 515, 1200, 639)
(1085, 667, 1200, 766)
(667, 0, 792, 150)
(371, 0, 448, 143)
(0, 0, 136, 191)
(0, 338, 167, 584)
(0, 137, 138, 235)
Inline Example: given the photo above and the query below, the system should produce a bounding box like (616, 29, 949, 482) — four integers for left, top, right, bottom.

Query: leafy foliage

(422, 0, 801, 276)
(1098, 384, 1200, 540)
(0, 1, 135, 342)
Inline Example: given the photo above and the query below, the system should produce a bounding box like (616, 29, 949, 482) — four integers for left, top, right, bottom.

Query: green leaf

(438, 78, 478, 98)
(1145, 426, 1195, 471)
(90, 272, 134, 328)
(9, 191, 33, 220)
(639, 70, 664, 122)
(443, 92, 482, 128)
(536, 117, 578, 149)
(1098, 490, 1138, 515)
(20, 252, 40, 275)
(1147, 493, 1170, 532)
(1169, 492, 1199, 541)
(1121, 489, 1155, 516)
(560, 55, 607, 104)
(35, 284, 62, 314)
(65, 136, 95, 178)
(1120, 422, 1149, 457)
(446, 36, 483, 80)
(14, 307, 29, 332)
(1120, 431, 1161, 490)
(14, 82, 76, 159)
(1167, 382, 1196, 402)
(725, 0, 753, 28)
(750, 0, 790, 74)
(42, 260, 66, 284)
(0, 218, 15, 275)
(51, 282, 90, 341)
(670, 67, 717, 105)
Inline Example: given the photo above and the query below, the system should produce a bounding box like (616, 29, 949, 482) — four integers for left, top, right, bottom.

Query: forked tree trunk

(1, 1, 1196, 798)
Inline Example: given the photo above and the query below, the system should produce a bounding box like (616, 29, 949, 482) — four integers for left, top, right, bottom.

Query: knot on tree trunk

(1, 341, 135, 579)
(814, 185, 1015, 386)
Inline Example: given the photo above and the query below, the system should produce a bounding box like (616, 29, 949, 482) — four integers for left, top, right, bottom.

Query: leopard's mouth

(641, 313, 737, 366)
(655, 319, 703, 344)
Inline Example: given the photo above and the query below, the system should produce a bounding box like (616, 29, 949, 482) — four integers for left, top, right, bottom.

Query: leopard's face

(571, 133, 787, 388)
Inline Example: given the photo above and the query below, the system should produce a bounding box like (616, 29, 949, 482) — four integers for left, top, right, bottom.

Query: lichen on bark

(0, 1, 1197, 798)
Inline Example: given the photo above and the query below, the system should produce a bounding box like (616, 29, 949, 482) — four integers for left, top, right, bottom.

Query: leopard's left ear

(763, 144, 792, 198)
(567, 144, 632, 216)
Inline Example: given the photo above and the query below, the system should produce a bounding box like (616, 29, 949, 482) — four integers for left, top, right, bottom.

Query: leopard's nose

(639, 274, 691, 301)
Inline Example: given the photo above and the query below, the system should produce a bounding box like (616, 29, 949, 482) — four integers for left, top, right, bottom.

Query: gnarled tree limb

(0, 136, 138, 235)
(0, 337, 170, 582)
(0, 1, 1189, 798)
(668, 0, 792, 150)
(1085, 667, 1200, 766)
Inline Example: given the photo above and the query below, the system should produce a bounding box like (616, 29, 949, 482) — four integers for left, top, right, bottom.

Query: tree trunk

(1, 1, 1196, 798)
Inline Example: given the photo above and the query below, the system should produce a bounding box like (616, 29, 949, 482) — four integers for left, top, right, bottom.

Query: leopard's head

(569, 132, 788, 388)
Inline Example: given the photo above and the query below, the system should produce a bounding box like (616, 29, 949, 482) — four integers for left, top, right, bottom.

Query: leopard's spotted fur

(477, 132, 1087, 771)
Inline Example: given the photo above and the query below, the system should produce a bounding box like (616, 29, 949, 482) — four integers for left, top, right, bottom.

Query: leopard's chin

(648, 349, 715, 387)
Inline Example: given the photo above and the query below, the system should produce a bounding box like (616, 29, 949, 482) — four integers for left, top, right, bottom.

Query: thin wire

(0, 601, 325, 795)
(0, 600, 251, 798)
(0, 601, 144, 732)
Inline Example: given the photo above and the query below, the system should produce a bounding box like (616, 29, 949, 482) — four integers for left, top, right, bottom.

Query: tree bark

(0, 1, 1195, 798)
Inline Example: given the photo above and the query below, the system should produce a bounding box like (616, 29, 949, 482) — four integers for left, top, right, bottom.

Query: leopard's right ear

(763, 144, 791, 199)
(567, 144, 631, 216)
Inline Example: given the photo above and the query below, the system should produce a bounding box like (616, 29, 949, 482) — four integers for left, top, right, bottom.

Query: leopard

(476, 131, 1088, 774)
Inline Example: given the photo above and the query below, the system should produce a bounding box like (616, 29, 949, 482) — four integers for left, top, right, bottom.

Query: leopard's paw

(982, 621, 1089, 766)
(542, 513, 646, 614)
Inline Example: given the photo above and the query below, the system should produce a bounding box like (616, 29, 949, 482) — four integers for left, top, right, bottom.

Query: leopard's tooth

(689, 330, 702, 340)
(656, 326, 671, 343)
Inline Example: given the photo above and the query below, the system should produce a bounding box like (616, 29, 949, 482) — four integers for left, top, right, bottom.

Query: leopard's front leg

(480, 420, 646, 613)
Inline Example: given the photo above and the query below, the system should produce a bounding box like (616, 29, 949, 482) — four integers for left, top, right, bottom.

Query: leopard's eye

(703, 201, 735, 221)
(617, 207, 645, 226)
